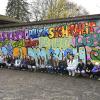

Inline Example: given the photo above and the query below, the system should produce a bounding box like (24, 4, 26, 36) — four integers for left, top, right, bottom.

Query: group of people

(0, 47, 100, 80)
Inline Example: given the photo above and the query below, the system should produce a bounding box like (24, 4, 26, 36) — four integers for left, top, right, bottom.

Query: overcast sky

(0, 0, 100, 15)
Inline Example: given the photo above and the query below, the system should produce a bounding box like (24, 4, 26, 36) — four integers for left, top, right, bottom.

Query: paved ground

(0, 69, 99, 100)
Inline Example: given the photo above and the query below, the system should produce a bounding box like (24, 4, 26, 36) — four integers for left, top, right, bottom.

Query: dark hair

(70, 54, 74, 58)
(79, 59, 82, 62)
(87, 60, 91, 63)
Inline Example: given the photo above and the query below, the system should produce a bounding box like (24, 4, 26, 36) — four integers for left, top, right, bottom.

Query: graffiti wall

(0, 19, 100, 63)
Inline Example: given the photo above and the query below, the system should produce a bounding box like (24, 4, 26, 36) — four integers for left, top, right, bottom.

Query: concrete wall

(0, 19, 100, 63)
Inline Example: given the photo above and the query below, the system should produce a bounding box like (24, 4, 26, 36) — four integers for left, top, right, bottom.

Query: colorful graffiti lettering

(0, 20, 99, 63)
(13, 47, 20, 57)
(74, 33, 100, 47)
(48, 22, 96, 39)
(12, 40, 25, 48)
(28, 27, 48, 39)
(21, 47, 27, 58)
(68, 22, 96, 37)
(25, 39, 39, 47)
(90, 48, 100, 61)
(13, 47, 27, 58)
(48, 26, 69, 39)
(0, 30, 26, 41)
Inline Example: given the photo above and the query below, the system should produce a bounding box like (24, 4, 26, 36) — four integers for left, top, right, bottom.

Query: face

(49, 55, 51, 59)
(69, 55, 74, 60)
(79, 60, 82, 63)
(63, 57, 66, 61)
(95, 62, 100, 67)
(87, 61, 91, 65)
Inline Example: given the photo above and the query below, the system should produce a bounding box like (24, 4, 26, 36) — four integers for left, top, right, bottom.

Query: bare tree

(30, 0, 49, 21)
(66, 2, 88, 17)
(30, 0, 89, 21)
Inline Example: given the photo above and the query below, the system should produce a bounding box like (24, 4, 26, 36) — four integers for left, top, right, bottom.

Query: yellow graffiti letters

(48, 28, 54, 39)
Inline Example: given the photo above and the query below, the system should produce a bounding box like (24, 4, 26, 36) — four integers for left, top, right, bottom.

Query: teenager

(35, 48, 41, 68)
(53, 47, 60, 73)
(30, 57, 36, 72)
(59, 57, 67, 75)
(14, 57, 21, 70)
(6, 56, 12, 68)
(67, 55, 78, 76)
(10, 56, 15, 69)
(85, 60, 94, 77)
(76, 59, 85, 76)
(21, 57, 28, 70)
(46, 54, 53, 73)
(58, 48, 67, 74)
(0, 55, 3, 68)
(1, 56, 6, 68)
(91, 62, 100, 79)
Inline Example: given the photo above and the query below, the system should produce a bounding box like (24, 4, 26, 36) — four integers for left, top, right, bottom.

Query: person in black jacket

(21, 57, 28, 70)
(58, 57, 67, 75)
(76, 59, 85, 76)
(6, 56, 12, 68)
(85, 60, 94, 77)
(30, 57, 36, 72)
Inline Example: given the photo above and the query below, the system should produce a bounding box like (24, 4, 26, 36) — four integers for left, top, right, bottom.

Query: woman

(67, 55, 78, 76)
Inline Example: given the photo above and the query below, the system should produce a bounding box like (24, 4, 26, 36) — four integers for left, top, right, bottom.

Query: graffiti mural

(0, 20, 100, 63)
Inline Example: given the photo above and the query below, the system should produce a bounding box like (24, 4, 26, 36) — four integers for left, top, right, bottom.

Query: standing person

(34, 48, 38, 70)
(46, 54, 54, 73)
(46, 47, 54, 73)
(30, 57, 36, 72)
(36, 47, 41, 67)
(53, 47, 60, 67)
(67, 55, 78, 76)
(58, 48, 65, 74)
(40, 47, 47, 72)
(53, 47, 60, 73)
(41, 47, 47, 67)
(48, 47, 54, 67)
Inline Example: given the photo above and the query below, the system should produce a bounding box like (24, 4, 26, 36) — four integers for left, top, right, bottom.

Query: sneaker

(90, 75, 93, 79)
(98, 78, 100, 81)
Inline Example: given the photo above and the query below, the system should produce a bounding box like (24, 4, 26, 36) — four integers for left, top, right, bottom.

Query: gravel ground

(0, 69, 99, 100)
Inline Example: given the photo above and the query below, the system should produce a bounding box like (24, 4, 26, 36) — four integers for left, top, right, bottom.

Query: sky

(71, 0, 100, 14)
(0, 0, 100, 15)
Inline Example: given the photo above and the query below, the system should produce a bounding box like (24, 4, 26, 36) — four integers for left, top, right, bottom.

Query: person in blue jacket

(91, 62, 100, 79)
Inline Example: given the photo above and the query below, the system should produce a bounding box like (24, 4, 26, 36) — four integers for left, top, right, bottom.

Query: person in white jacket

(14, 57, 21, 69)
(67, 55, 78, 76)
